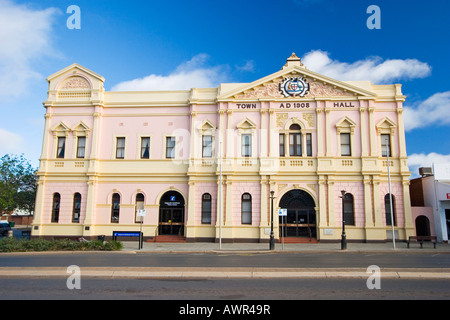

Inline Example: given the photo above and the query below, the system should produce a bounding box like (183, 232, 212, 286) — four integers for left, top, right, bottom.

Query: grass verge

(0, 237, 123, 252)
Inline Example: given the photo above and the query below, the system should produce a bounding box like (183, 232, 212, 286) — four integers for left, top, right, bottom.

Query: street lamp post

(270, 190, 275, 250)
(340, 190, 347, 250)
(385, 136, 396, 250)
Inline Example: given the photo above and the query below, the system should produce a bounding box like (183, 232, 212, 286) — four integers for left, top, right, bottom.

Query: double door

(279, 209, 316, 239)
(159, 208, 184, 236)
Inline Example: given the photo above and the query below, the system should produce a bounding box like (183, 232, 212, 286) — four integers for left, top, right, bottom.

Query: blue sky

(0, 0, 449, 177)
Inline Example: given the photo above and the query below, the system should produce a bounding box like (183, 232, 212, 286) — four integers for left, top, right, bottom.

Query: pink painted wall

(411, 207, 435, 236)
(232, 182, 261, 226)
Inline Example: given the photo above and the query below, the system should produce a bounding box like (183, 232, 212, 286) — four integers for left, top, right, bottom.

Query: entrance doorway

(159, 191, 185, 236)
(279, 190, 317, 241)
(415, 215, 431, 237)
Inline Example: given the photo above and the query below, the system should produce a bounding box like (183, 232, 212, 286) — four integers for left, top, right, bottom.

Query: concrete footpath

(1, 241, 449, 280)
(121, 240, 450, 254)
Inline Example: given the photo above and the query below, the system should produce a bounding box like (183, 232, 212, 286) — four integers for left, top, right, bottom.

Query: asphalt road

(1, 252, 449, 269)
(1, 277, 449, 301)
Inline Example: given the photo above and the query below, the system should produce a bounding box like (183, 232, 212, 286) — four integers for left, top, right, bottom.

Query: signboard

(278, 208, 287, 216)
(136, 209, 146, 217)
(447, 193, 450, 200)
(434, 164, 450, 181)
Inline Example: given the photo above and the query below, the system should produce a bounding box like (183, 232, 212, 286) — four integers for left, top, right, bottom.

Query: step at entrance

(152, 235, 186, 243)
(279, 237, 319, 244)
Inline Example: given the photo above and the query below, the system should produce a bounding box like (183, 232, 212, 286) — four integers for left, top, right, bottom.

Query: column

(226, 109, 233, 159)
(186, 180, 196, 239)
(268, 108, 277, 158)
(318, 176, 327, 227)
(316, 102, 324, 157)
(84, 105, 103, 236)
(402, 178, 415, 238)
(364, 176, 373, 228)
(260, 106, 268, 158)
(189, 110, 197, 161)
(368, 101, 377, 157)
(327, 178, 336, 227)
(31, 178, 46, 236)
(397, 104, 407, 158)
(259, 176, 269, 239)
(372, 177, 383, 227)
(325, 105, 332, 157)
(82, 177, 97, 237)
(360, 102, 368, 157)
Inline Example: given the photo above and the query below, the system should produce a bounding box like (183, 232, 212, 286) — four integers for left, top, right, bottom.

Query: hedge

(0, 237, 123, 252)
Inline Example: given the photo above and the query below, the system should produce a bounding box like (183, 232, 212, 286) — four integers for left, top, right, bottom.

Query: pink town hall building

(31, 53, 415, 243)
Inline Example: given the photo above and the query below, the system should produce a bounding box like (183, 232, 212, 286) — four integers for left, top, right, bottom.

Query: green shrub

(0, 238, 123, 252)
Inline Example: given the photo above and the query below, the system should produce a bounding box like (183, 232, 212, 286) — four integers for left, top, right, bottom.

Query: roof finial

(283, 52, 305, 69)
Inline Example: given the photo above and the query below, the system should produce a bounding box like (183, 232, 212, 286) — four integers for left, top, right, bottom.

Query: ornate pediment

(219, 54, 377, 100)
(59, 76, 91, 90)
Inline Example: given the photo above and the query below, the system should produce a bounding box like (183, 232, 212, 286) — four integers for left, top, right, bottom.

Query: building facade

(410, 165, 450, 242)
(32, 54, 415, 242)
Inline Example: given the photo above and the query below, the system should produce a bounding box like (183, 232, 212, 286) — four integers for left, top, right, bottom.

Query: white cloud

(403, 91, 450, 131)
(0, 0, 60, 97)
(301, 50, 431, 83)
(112, 54, 230, 91)
(236, 60, 256, 72)
(0, 128, 24, 154)
(408, 153, 450, 178)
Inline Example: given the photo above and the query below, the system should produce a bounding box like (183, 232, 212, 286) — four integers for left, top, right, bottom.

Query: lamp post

(270, 190, 275, 250)
(385, 136, 396, 250)
(340, 190, 347, 250)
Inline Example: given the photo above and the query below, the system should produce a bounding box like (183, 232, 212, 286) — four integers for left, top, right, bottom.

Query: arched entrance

(415, 215, 431, 237)
(279, 189, 317, 240)
(159, 191, 185, 236)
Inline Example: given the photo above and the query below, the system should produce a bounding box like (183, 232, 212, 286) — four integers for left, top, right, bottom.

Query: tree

(0, 154, 37, 215)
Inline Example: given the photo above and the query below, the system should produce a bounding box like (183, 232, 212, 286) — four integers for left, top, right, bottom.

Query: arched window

(289, 124, 302, 156)
(111, 193, 120, 223)
(385, 194, 396, 226)
(343, 193, 355, 226)
(241, 193, 252, 224)
(135, 193, 145, 223)
(51, 193, 61, 223)
(201, 193, 212, 224)
(72, 193, 81, 223)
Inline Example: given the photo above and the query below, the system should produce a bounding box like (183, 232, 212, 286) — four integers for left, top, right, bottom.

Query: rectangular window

(111, 193, 120, 223)
(57, 137, 66, 159)
(279, 134, 285, 157)
(116, 137, 125, 159)
(51, 193, 61, 223)
(241, 193, 252, 224)
(340, 133, 351, 156)
(72, 193, 81, 223)
(141, 137, 150, 159)
(77, 137, 86, 159)
(135, 193, 145, 223)
(202, 135, 213, 158)
(166, 136, 176, 159)
(306, 133, 312, 157)
(289, 133, 301, 156)
(241, 134, 252, 157)
(201, 193, 212, 224)
(381, 134, 391, 157)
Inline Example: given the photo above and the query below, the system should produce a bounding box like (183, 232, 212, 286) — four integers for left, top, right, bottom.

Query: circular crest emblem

(279, 77, 310, 97)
